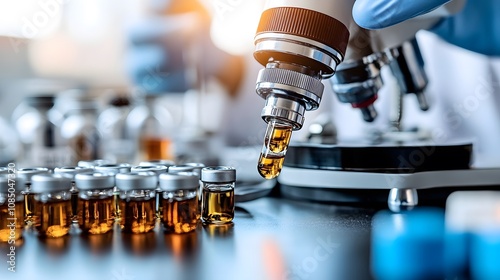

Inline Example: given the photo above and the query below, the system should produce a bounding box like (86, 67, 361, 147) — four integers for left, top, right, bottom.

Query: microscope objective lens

(258, 120, 293, 179)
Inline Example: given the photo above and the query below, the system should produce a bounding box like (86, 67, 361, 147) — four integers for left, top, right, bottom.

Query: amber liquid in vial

(24, 192, 35, 224)
(0, 201, 25, 242)
(161, 196, 198, 234)
(257, 154, 286, 180)
(78, 197, 115, 234)
(140, 136, 172, 161)
(258, 121, 292, 179)
(113, 189, 121, 220)
(71, 189, 79, 222)
(33, 200, 72, 238)
(202, 188, 234, 224)
(119, 199, 156, 233)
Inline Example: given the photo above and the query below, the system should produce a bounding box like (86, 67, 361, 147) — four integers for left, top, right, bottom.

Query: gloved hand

(353, 0, 500, 56)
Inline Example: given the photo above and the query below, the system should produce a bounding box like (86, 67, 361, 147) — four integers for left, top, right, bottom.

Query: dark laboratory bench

(0, 197, 378, 280)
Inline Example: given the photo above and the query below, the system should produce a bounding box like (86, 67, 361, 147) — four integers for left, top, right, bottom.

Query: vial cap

(159, 173, 199, 191)
(94, 163, 131, 175)
(184, 163, 205, 175)
(30, 174, 72, 193)
(54, 166, 94, 179)
(139, 160, 175, 167)
(131, 165, 168, 176)
(75, 172, 115, 190)
(78, 159, 115, 168)
(0, 174, 24, 193)
(17, 167, 50, 184)
(201, 166, 236, 183)
(168, 165, 198, 174)
(115, 172, 158, 191)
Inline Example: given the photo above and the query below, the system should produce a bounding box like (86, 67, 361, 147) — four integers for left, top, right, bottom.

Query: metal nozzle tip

(360, 105, 378, 122)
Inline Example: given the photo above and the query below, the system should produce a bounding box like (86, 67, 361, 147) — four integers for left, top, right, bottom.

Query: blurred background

(0, 0, 288, 173)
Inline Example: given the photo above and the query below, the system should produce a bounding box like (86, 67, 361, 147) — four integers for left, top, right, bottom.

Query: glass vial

(31, 174, 73, 238)
(16, 167, 50, 225)
(97, 95, 135, 163)
(75, 172, 115, 234)
(201, 166, 236, 224)
(139, 160, 175, 167)
(168, 163, 205, 219)
(131, 165, 168, 219)
(0, 174, 25, 242)
(14, 95, 69, 168)
(58, 90, 102, 164)
(54, 166, 93, 222)
(126, 95, 175, 162)
(77, 159, 115, 168)
(115, 172, 158, 233)
(94, 163, 131, 219)
(159, 173, 199, 234)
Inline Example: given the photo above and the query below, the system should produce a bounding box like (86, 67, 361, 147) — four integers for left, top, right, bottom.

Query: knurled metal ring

(256, 68, 324, 110)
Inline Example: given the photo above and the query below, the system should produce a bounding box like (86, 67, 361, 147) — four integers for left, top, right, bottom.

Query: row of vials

(0, 160, 236, 240)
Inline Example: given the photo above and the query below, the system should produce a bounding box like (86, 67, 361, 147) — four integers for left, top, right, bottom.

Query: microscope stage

(279, 166, 500, 190)
(278, 143, 500, 208)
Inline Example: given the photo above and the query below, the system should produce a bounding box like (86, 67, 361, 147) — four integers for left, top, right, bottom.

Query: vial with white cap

(201, 166, 236, 224)
(54, 166, 93, 222)
(75, 172, 116, 234)
(94, 163, 131, 219)
(31, 174, 73, 238)
(115, 172, 157, 233)
(159, 173, 199, 234)
(131, 165, 168, 218)
(139, 159, 175, 167)
(16, 167, 50, 224)
(77, 159, 115, 168)
(168, 163, 205, 219)
(0, 174, 25, 242)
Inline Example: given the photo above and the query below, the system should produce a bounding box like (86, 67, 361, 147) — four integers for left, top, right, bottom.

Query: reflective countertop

(0, 197, 378, 280)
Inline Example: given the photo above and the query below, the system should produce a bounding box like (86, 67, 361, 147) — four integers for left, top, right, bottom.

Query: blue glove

(353, 0, 500, 56)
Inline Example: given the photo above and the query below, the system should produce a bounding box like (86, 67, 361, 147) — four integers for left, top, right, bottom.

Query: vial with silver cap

(0, 174, 25, 242)
(54, 166, 94, 222)
(94, 163, 131, 219)
(159, 173, 199, 234)
(115, 172, 158, 233)
(201, 166, 236, 224)
(139, 159, 175, 168)
(77, 159, 115, 168)
(168, 163, 205, 218)
(31, 174, 73, 238)
(75, 172, 116, 234)
(16, 167, 50, 224)
(131, 165, 168, 218)
(254, 0, 354, 179)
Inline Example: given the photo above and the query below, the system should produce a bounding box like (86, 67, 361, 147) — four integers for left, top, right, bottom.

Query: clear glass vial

(115, 172, 158, 234)
(31, 174, 73, 238)
(201, 166, 236, 224)
(168, 163, 205, 219)
(0, 174, 25, 242)
(54, 166, 93, 222)
(159, 173, 199, 234)
(132, 165, 169, 219)
(75, 172, 115, 234)
(16, 167, 50, 225)
(94, 163, 131, 219)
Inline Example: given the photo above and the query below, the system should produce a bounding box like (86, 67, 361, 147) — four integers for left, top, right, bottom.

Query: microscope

(253, 0, 500, 211)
